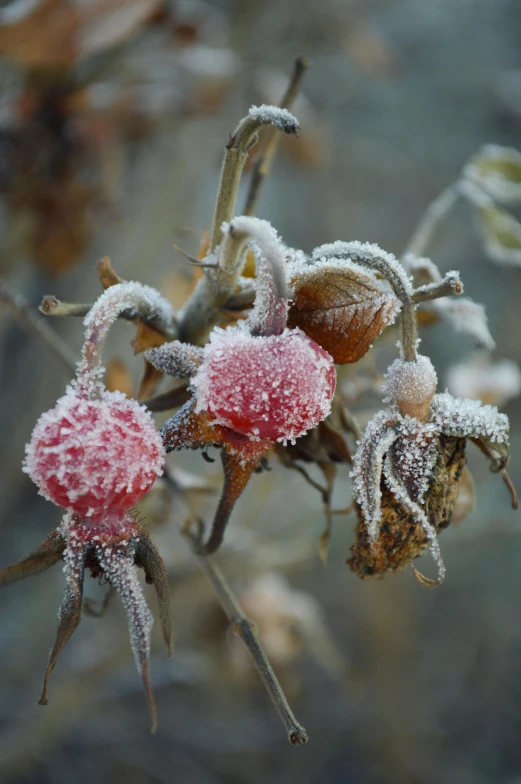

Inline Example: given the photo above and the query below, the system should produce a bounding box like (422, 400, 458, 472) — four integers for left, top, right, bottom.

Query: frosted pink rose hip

(192, 326, 336, 442)
(23, 388, 165, 522)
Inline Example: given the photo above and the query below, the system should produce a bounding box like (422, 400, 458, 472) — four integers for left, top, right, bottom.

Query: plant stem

(404, 182, 461, 258)
(243, 56, 309, 216)
(412, 272, 463, 303)
(186, 533, 308, 746)
(177, 102, 299, 345)
(77, 282, 175, 398)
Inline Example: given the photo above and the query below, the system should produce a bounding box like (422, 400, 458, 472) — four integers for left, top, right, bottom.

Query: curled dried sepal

(349, 435, 466, 581)
(383, 452, 446, 584)
(96, 544, 157, 732)
(161, 400, 271, 554)
(135, 532, 173, 656)
(0, 529, 65, 587)
(287, 255, 401, 363)
(39, 538, 87, 705)
(146, 341, 204, 378)
(350, 412, 398, 541)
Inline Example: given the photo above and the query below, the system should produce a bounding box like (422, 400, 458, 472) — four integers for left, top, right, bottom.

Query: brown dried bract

(348, 435, 466, 579)
(287, 266, 399, 364)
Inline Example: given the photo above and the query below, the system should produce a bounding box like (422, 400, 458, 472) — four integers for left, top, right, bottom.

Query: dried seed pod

(349, 435, 466, 579)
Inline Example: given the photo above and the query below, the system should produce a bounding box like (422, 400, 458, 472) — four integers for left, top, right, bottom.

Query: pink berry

(192, 326, 336, 442)
(24, 387, 165, 522)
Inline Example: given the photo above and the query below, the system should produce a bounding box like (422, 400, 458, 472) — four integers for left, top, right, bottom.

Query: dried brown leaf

(287, 266, 400, 364)
(105, 358, 133, 397)
(97, 255, 123, 289)
(137, 360, 164, 401)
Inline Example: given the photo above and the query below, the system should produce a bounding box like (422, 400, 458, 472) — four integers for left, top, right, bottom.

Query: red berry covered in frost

(192, 325, 336, 442)
(23, 387, 165, 522)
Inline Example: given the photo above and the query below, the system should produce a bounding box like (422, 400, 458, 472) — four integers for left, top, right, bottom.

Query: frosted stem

(404, 182, 461, 258)
(210, 106, 299, 250)
(77, 282, 174, 399)
(222, 216, 290, 336)
(412, 272, 463, 303)
(244, 56, 309, 216)
(185, 525, 308, 746)
(178, 105, 298, 345)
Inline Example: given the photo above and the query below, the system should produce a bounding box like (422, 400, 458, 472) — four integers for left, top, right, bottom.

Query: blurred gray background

(1, 0, 521, 782)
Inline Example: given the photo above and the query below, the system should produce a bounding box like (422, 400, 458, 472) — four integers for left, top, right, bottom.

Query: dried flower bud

(384, 354, 438, 419)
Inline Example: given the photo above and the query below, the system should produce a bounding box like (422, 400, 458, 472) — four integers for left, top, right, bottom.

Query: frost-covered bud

(192, 325, 336, 442)
(384, 354, 438, 420)
(24, 388, 165, 522)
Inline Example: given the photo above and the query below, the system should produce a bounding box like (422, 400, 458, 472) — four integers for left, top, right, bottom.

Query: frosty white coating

(79, 281, 174, 394)
(384, 354, 438, 407)
(191, 325, 335, 443)
(248, 104, 299, 132)
(350, 387, 510, 583)
(23, 386, 165, 519)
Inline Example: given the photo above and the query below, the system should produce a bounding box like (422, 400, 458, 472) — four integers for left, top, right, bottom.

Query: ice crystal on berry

(192, 325, 335, 442)
(24, 388, 164, 522)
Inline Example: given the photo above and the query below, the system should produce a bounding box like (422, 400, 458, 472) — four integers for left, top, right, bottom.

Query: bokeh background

(1, 0, 521, 782)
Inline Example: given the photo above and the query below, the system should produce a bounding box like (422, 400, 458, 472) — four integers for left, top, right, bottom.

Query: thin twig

(412, 273, 463, 303)
(244, 56, 310, 216)
(404, 182, 461, 258)
(177, 96, 299, 345)
(40, 296, 177, 340)
(0, 280, 76, 375)
(184, 524, 308, 746)
(172, 242, 217, 269)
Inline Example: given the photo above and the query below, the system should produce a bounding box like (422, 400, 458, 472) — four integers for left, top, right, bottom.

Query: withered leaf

(287, 264, 400, 364)
(97, 256, 123, 289)
(137, 360, 164, 401)
(105, 358, 134, 398)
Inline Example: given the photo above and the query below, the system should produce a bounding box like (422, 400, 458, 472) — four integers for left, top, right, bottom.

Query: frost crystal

(384, 355, 438, 407)
(24, 387, 165, 521)
(192, 325, 336, 442)
(79, 281, 175, 393)
(311, 240, 413, 296)
(248, 105, 299, 133)
(431, 392, 509, 443)
(351, 380, 510, 584)
(96, 543, 153, 683)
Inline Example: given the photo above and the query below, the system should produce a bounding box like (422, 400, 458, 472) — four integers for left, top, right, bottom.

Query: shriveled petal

(383, 453, 446, 586)
(160, 400, 218, 453)
(432, 392, 509, 445)
(39, 539, 87, 705)
(0, 528, 65, 587)
(134, 533, 173, 656)
(350, 411, 398, 541)
(97, 546, 156, 732)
